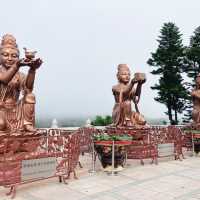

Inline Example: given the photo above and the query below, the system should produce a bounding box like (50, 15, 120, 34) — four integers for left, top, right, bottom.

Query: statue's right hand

(17, 59, 25, 68)
(17, 58, 32, 68)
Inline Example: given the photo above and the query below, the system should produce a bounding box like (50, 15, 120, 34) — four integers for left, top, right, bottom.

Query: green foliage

(183, 26, 200, 79)
(93, 134, 132, 141)
(147, 22, 188, 125)
(184, 130, 200, 134)
(91, 115, 112, 126)
(181, 96, 193, 123)
(182, 26, 200, 122)
(161, 120, 167, 125)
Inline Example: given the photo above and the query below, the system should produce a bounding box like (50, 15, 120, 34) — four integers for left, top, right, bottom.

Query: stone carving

(112, 64, 146, 127)
(191, 73, 200, 125)
(0, 34, 42, 134)
(85, 118, 92, 127)
(51, 118, 58, 128)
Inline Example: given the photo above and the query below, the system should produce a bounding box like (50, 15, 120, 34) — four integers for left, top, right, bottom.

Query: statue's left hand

(18, 58, 43, 70)
(29, 58, 43, 70)
(139, 79, 146, 84)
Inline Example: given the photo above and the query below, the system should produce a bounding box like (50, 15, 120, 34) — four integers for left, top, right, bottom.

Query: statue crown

(1, 34, 18, 49)
(117, 64, 130, 73)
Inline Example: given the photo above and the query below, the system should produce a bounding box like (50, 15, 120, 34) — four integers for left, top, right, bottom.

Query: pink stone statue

(0, 34, 42, 134)
(191, 73, 200, 125)
(112, 64, 146, 127)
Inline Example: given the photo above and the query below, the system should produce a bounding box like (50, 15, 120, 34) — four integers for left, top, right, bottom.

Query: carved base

(105, 125, 150, 138)
(0, 129, 44, 156)
(107, 124, 149, 130)
(185, 123, 200, 130)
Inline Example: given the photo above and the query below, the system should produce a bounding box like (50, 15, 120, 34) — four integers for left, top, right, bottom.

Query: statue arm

(133, 82, 143, 103)
(0, 65, 19, 84)
(24, 58, 42, 91)
(112, 81, 137, 100)
(25, 69, 36, 91)
(122, 80, 137, 96)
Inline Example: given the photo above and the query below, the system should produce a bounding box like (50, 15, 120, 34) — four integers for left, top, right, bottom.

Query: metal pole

(88, 139, 96, 174)
(110, 140, 115, 175)
(125, 146, 128, 167)
(192, 133, 195, 156)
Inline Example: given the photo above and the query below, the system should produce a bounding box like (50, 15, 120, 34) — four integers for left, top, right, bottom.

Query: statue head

(0, 34, 19, 69)
(117, 64, 131, 84)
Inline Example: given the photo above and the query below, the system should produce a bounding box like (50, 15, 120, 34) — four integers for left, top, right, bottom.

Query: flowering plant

(93, 134, 132, 141)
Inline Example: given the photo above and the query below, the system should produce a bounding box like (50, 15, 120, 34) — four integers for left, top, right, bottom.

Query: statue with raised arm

(0, 34, 42, 134)
(112, 64, 146, 127)
(191, 73, 200, 125)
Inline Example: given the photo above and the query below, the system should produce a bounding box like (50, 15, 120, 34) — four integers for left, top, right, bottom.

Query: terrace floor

(1, 152, 200, 200)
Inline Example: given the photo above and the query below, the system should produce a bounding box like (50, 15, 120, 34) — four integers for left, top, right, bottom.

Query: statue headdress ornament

(117, 64, 130, 72)
(0, 34, 18, 51)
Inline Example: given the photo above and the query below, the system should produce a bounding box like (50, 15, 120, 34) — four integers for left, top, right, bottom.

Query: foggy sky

(0, 0, 199, 120)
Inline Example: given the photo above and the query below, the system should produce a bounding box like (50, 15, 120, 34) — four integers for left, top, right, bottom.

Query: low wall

(0, 125, 191, 198)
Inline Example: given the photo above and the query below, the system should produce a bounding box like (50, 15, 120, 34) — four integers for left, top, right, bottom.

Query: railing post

(88, 138, 96, 174)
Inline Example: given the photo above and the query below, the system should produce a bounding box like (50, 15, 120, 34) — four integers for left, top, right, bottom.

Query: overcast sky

(0, 0, 200, 120)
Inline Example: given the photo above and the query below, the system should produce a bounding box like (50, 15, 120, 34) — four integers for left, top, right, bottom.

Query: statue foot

(124, 119, 133, 127)
(24, 124, 37, 133)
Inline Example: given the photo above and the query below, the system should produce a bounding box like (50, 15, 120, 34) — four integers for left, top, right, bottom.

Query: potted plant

(93, 134, 132, 171)
(184, 129, 200, 154)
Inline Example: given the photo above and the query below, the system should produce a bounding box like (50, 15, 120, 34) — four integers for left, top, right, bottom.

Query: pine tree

(183, 26, 200, 79)
(182, 26, 200, 122)
(147, 22, 188, 125)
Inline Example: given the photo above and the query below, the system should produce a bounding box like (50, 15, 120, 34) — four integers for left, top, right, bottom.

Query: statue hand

(29, 58, 43, 70)
(139, 79, 146, 84)
(17, 58, 42, 70)
(131, 77, 138, 84)
(17, 58, 29, 68)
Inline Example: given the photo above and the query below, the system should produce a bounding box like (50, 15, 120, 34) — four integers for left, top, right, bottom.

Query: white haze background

(0, 0, 199, 124)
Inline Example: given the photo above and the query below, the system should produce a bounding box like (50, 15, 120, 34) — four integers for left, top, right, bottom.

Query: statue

(0, 34, 42, 134)
(112, 64, 146, 127)
(191, 73, 200, 125)
(51, 118, 59, 128)
(94, 64, 147, 173)
(85, 118, 92, 127)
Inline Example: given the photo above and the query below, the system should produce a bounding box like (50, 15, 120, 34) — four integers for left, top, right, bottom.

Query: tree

(91, 115, 112, 126)
(147, 22, 188, 125)
(182, 26, 200, 122)
(104, 115, 112, 125)
(183, 26, 200, 79)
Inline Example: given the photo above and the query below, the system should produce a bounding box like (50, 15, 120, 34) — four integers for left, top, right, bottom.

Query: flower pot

(194, 142, 200, 154)
(94, 141, 129, 169)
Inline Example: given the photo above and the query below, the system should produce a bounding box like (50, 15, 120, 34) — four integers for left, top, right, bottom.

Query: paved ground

(1, 153, 200, 200)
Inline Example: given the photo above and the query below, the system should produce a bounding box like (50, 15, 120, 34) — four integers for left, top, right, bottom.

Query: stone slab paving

(1, 155, 200, 200)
